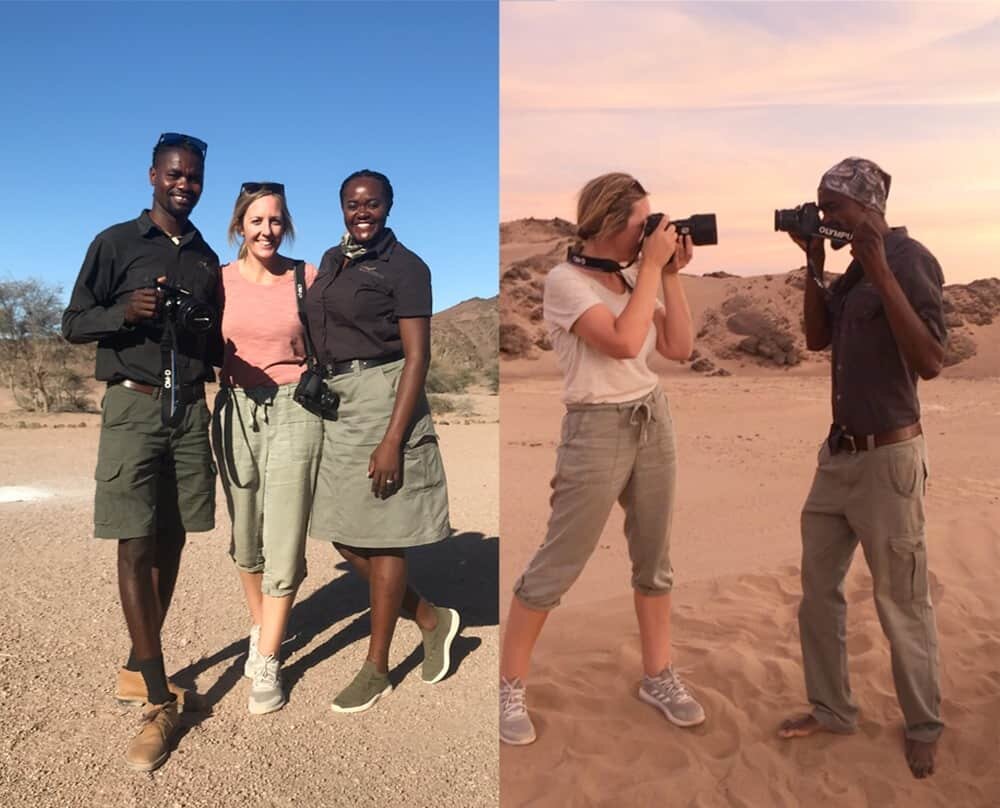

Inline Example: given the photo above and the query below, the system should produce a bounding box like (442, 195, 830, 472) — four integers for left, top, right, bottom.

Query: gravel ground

(0, 398, 498, 808)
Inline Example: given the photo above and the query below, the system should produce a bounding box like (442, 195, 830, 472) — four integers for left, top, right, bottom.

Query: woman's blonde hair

(576, 172, 648, 242)
(227, 187, 296, 259)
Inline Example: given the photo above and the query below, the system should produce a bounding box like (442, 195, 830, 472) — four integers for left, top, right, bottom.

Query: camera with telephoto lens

(293, 367, 340, 420)
(774, 202, 852, 250)
(156, 282, 216, 334)
(643, 212, 718, 245)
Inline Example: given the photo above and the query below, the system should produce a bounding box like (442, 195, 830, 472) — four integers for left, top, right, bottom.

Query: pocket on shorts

(889, 533, 928, 602)
(94, 456, 123, 483)
(887, 443, 921, 497)
(102, 388, 140, 429)
(93, 456, 124, 527)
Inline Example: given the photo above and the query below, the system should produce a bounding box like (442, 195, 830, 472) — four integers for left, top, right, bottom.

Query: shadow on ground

(170, 530, 498, 717)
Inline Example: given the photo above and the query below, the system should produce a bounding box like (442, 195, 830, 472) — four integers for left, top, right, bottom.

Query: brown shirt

(305, 229, 432, 365)
(828, 227, 946, 436)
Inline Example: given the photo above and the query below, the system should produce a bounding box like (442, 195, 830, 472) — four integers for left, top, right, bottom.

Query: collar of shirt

(136, 209, 200, 247)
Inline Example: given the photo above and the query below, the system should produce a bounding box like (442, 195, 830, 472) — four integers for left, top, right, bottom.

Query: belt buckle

(842, 432, 857, 454)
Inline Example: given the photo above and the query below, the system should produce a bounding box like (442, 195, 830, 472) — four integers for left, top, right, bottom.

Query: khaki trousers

(799, 434, 943, 742)
(514, 386, 676, 610)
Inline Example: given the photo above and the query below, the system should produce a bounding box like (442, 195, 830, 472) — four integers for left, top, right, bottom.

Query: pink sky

(501, 2, 1000, 283)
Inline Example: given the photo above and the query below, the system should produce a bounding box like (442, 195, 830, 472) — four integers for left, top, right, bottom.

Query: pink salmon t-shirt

(218, 261, 318, 388)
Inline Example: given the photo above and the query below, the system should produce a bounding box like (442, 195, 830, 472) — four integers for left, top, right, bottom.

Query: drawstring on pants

(628, 397, 654, 445)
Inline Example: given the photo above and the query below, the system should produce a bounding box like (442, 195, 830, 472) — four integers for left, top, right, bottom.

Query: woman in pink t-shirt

(212, 182, 320, 715)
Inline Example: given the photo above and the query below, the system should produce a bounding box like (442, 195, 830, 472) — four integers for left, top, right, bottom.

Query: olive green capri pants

(212, 383, 322, 597)
(514, 385, 677, 610)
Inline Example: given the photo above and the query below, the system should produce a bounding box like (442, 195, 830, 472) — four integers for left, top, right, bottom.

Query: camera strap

(566, 247, 628, 274)
(293, 261, 322, 372)
(159, 319, 184, 428)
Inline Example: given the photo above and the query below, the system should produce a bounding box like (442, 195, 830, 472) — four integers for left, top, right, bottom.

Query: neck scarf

(340, 232, 371, 261)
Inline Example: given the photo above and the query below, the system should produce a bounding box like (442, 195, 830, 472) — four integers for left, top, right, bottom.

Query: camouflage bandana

(340, 232, 370, 261)
(819, 157, 892, 214)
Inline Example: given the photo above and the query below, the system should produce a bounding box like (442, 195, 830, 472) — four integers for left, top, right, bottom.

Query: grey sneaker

(331, 661, 392, 714)
(244, 624, 262, 680)
(639, 665, 706, 728)
(499, 677, 536, 745)
(249, 654, 286, 715)
(421, 606, 460, 684)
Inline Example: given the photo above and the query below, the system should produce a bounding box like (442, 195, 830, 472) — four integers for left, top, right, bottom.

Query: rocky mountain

(500, 217, 1000, 376)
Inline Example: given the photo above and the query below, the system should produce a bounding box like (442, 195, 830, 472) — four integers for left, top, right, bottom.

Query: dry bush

(0, 279, 94, 413)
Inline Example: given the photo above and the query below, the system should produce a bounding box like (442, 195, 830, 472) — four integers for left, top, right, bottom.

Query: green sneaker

(421, 606, 460, 684)
(331, 661, 392, 714)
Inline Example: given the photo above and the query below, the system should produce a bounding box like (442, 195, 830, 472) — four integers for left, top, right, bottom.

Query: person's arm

(653, 235, 694, 360)
(368, 316, 430, 498)
(851, 216, 944, 379)
(791, 234, 832, 351)
(62, 237, 158, 343)
(571, 217, 677, 358)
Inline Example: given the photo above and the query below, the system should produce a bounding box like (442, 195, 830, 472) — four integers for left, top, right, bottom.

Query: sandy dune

(0, 392, 498, 808)
(500, 369, 1000, 808)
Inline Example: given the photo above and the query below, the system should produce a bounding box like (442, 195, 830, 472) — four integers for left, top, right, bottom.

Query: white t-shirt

(543, 262, 662, 404)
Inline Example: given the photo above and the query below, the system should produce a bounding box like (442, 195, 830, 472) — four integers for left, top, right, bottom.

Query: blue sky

(0, 1, 498, 312)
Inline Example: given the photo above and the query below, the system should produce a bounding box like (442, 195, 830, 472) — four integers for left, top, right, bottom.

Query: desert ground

(0, 388, 498, 808)
(499, 218, 1000, 807)
(500, 366, 1000, 808)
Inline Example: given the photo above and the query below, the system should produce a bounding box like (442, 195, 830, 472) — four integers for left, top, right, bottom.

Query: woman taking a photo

(213, 182, 321, 715)
(305, 169, 458, 714)
(499, 172, 703, 745)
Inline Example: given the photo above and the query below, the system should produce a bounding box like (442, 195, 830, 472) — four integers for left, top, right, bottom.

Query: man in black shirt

(777, 158, 946, 779)
(62, 133, 221, 772)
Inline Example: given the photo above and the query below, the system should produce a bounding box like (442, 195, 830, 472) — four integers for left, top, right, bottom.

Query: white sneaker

(244, 624, 262, 680)
(249, 654, 286, 715)
(500, 677, 536, 745)
(639, 665, 706, 728)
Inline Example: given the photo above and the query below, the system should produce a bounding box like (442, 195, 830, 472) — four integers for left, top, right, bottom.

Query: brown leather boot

(115, 668, 195, 710)
(124, 700, 180, 772)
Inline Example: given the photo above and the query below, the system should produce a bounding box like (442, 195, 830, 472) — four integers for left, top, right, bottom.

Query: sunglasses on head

(157, 132, 208, 157)
(240, 182, 285, 196)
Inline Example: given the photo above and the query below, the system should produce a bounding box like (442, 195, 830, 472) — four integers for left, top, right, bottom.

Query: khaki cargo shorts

(93, 383, 216, 539)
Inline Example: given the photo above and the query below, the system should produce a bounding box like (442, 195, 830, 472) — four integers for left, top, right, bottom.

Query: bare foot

(905, 737, 937, 778)
(777, 713, 824, 739)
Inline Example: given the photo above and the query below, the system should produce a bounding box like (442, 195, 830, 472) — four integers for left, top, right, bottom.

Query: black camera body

(156, 282, 216, 334)
(643, 212, 718, 245)
(774, 203, 852, 250)
(293, 367, 340, 420)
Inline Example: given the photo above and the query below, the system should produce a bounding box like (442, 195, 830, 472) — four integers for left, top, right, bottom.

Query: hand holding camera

(849, 213, 888, 278)
(123, 277, 165, 324)
(641, 214, 677, 270)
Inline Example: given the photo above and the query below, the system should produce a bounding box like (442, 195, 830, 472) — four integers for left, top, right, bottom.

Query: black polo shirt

(306, 228, 432, 364)
(828, 227, 946, 436)
(62, 210, 223, 386)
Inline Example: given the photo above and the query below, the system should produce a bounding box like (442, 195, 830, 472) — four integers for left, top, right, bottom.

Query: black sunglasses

(157, 132, 208, 157)
(240, 182, 285, 196)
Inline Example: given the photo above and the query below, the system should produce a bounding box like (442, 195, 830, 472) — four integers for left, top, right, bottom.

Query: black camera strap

(159, 318, 184, 428)
(293, 261, 322, 372)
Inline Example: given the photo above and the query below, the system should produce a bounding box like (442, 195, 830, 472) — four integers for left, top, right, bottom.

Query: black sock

(135, 655, 175, 705)
(124, 649, 139, 672)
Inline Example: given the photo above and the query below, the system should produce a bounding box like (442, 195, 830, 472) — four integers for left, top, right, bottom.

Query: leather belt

(829, 422, 922, 454)
(113, 379, 206, 405)
(323, 352, 404, 378)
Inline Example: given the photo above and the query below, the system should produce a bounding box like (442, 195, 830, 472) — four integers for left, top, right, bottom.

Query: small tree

(0, 278, 93, 413)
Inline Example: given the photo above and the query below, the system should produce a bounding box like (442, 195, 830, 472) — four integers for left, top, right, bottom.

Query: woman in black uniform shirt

(305, 170, 458, 713)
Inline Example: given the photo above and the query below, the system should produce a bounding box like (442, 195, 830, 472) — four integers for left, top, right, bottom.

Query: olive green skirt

(309, 358, 451, 548)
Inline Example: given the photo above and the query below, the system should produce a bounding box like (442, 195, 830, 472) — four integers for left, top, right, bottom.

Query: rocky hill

(500, 217, 1000, 377)
(431, 295, 498, 388)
